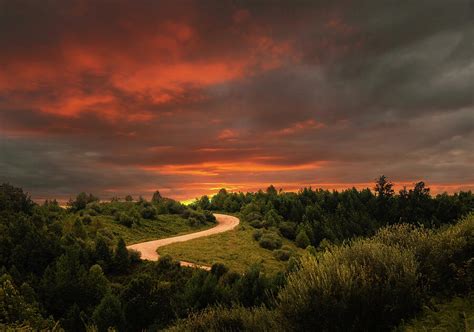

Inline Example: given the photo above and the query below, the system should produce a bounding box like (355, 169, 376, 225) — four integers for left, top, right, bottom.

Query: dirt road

(127, 213, 239, 270)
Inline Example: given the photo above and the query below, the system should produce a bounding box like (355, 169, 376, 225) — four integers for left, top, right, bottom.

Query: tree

(197, 195, 211, 210)
(0, 274, 48, 328)
(125, 195, 133, 202)
(374, 175, 394, 198)
(92, 293, 124, 332)
(266, 185, 278, 196)
(0, 183, 34, 214)
(120, 274, 173, 330)
(95, 238, 112, 271)
(114, 238, 130, 273)
(374, 175, 395, 224)
(151, 190, 163, 204)
(295, 229, 310, 249)
(68, 192, 99, 211)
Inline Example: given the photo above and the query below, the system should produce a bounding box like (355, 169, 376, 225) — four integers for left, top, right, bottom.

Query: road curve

(127, 213, 239, 269)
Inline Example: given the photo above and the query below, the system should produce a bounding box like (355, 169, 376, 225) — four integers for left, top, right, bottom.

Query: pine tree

(114, 238, 130, 273)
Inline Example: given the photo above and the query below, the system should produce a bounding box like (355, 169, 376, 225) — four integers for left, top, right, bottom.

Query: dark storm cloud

(0, 0, 473, 200)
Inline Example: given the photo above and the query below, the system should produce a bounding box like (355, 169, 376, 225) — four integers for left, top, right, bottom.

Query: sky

(1, 0, 473, 202)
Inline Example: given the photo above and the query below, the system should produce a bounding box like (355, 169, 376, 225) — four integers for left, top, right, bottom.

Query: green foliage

(295, 229, 310, 248)
(399, 294, 474, 331)
(258, 233, 282, 250)
(1, 182, 473, 331)
(198, 177, 474, 248)
(92, 293, 124, 332)
(159, 226, 301, 274)
(252, 229, 263, 241)
(113, 238, 130, 273)
(277, 241, 421, 331)
(167, 305, 279, 332)
(0, 274, 52, 329)
(278, 222, 296, 240)
(0, 183, 34, 214)
(94, 237, 113, 272)
(374, 214, 474, 295)
(120, 274, 173, 330)
(273, 249, 291, 261)
(116, 211, 139, 228)
(140, 205, 157, 219)
(68, 192, 99, 212)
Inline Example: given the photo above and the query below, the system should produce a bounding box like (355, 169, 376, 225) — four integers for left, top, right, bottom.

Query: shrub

(167, 305, 279, 332)
(187, 217, 202, 227)
(279, 222, 296, 240)
(295, 229, 310, 249)
(420, 214, 474, 294)
(373, 214, 474, 294)
(204, 210, 217, 223)
(211, 263, 229, 278)
(81, 215, 93, 224)
(183, 209, 207, 224)
(264, 209, 283, 227)
(252, 229, 263, 241)
(273, 249, 291, 261)
(129, 249, 141, 263)
(245, 211, 263, 223)
(250, 220, 265, 229)
(116, 212, 135, 228)
(277, 240, 421, 331)
(258, 234, 282, 250)
(141, 206, 157, 219)
(92, 293, 125, 331)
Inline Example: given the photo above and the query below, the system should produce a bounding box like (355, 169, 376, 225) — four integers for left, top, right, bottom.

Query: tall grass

(167, 305, 280, 332)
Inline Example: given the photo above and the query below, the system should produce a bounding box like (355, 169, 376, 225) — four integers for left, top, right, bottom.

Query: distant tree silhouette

(151, 190, 163, 203)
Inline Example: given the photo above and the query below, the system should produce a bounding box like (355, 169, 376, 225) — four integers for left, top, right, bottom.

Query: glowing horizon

(1, 1, 473, 202)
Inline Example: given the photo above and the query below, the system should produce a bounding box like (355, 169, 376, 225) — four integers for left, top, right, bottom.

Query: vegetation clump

(258, 233, 283, 250)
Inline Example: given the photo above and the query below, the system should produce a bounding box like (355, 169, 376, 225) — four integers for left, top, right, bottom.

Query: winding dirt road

(127, 213, 239, 270)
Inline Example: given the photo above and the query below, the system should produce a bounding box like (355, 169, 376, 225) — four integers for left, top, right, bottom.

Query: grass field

(158, 223, 304, 274)
(66, 213, 215, 245)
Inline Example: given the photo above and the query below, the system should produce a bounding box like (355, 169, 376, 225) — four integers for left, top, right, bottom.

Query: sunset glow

(1, 0, 473, 201)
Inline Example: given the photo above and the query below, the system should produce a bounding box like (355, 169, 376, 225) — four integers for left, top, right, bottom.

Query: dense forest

(1, 177, 473, 331)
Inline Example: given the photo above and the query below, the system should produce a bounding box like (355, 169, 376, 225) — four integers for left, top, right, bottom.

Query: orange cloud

(272, 119, 325, 136)
(140, 160, 325, 176)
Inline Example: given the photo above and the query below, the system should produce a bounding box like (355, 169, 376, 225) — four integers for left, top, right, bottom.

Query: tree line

(192, 176, 474, 248)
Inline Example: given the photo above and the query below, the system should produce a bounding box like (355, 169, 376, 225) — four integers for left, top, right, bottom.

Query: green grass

(67, 213, 215, 245)
(158, 223, 303, 274)
(399, 294, 474, 331)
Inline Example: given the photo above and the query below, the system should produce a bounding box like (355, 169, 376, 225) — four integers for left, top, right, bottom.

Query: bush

(273, 249, 291, 261)
(245, 211, 263, 223)
(117, 212, 134, 228)
(249, 220, 264, 229)
(373, 214, 474, 294)
(183, 209, 207, 224)
(141, 206, 157, 219)
(81, 215, 92, 224)
(258, 234, 282, 250)
(277, 240, 421, 331)
(295, 229, 310, 249)
(187, 217, 202, 227)
(204, 210, 216, 223)
(252, 229, 263, 241)
(167, 305, 279, 332)
(279, 222, 296, 240)
(129, 249, 141, 263)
